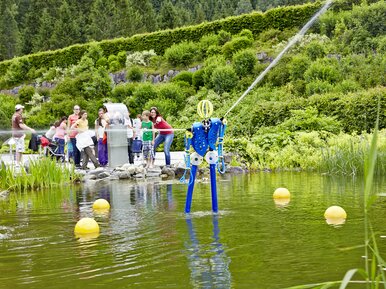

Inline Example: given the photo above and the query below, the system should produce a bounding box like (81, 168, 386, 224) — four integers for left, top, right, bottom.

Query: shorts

(142, 141, 154, 160)
(14, 136, 25, 153)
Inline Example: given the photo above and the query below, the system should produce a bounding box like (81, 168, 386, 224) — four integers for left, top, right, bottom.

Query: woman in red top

(149, 107, 174, 166)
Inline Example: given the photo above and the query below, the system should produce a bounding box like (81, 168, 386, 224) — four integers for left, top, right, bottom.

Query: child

(141, 110, 155, 168)
(133, 114, 142, 160)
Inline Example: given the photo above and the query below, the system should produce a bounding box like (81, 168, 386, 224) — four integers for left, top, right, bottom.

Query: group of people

(11, 103, 174, 169)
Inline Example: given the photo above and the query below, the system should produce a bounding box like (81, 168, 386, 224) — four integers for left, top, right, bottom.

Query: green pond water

(1, 172, 386, 289)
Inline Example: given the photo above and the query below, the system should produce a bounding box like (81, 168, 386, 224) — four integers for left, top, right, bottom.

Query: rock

(174, 167, 186, 177)
(84, 174, 97, 181)
(188, 67, 197, 73)
(88, 167, 105, 175)
(118, 172, 130, 179)
(135, 166, 145, 174)
(167, 70, 174, 77)
(0, 190, 9, 198)
(226, 166, 244, 174)
(133, 173, 144, 178)
(161, 167, 175, 178)
(98, 172, 111, 179)
(256, 52, 268, 60)
(223, 152, 233, 163)
(161, 174, 169, 179)
(153, 75, 161, 84)
(146, 172, 161, 178)
(163, 75, 169, 82)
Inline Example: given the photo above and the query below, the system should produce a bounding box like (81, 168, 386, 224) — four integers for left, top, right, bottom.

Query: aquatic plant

(0, 158, 81, 191)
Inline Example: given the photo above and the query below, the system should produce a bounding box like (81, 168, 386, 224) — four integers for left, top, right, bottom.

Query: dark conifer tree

(0, 0, 21, 60)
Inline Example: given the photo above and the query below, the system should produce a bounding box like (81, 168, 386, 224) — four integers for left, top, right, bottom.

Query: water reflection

(185, 216, 232, 288)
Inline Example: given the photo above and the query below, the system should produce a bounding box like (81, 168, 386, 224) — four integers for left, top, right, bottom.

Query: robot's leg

(206, 151, 219, 213)
(185, 164, 198, 214)
(185, 153, 203, 214)
(209, 163, 218, 213)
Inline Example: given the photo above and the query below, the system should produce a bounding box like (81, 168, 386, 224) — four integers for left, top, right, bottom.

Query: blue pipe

(185, 164, 198, 213)
(210, 164, 218, 213)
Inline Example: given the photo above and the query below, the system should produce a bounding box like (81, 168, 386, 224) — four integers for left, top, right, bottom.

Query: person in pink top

(149, 107, 174, 166)
(68, 105, 81, 167)
(53, 116, 67, 156)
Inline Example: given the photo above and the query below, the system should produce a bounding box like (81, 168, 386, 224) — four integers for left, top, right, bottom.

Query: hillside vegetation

(0, 0, 385, 174)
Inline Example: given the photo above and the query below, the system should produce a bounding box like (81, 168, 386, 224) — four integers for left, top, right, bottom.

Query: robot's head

(197, 100, 213, 119)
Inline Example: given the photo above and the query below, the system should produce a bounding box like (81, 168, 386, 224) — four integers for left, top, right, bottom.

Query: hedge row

(0, 2, 321, 79)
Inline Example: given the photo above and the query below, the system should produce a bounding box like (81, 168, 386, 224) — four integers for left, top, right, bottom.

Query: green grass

(0, 157, 81, 191)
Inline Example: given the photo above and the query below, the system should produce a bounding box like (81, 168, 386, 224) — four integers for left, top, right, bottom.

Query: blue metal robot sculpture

(181, 100, 227, 214)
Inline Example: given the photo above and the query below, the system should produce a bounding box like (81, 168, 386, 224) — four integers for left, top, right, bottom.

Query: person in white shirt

(124, 110, 136, 164)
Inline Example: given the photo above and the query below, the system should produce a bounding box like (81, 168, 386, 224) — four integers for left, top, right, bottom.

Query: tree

(193, 3, 206, 24)
(236, 0, 253, 15)
(131, 0, 157, 32)
(50, 1, 81, 49)
(32, 9, 55, 52)
(158, 0, 181, 30)
(114, 0, 143, 37)
(87, 0, 116, 41)
(0, 1, 21, 60)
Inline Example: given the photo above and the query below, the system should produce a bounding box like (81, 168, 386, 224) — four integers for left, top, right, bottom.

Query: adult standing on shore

(149, 107, 174, 167)
(11, 104, 35, 165)
(68, 105, 81, 168)
(95, 108, 108, 166)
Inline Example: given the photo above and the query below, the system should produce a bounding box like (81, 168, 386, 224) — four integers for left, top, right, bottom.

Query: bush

(288, 55, 310, 81)
(211, 66, 238, 93)
(238, 29, 253, 40)
(199, 34, 219, 55)
(3, 59, 31, 86)
(206, 45, 222, 57)
(172, 71, 193, 85)
(232, 49, 257, 77)
(258, 28, 282, 42)
(131, 83, 157, 112)
(304, 58, 342, 84)
(18, 86, 35, 104)
(164, 41, 200, 67)
(117, 51, 127, 67)
(217, 30, 232, 45)
(126, 50, 157, 67)
(96, 57, 108, 68)
(111, 83, 138, 102)
(222, 37, 253, 59)
(305, 41, 326, 60)
(127, 66, 143, 82)
(192, 69, 205, 89)
(109, 60, 121, 71)
(305, 80, 334, 96)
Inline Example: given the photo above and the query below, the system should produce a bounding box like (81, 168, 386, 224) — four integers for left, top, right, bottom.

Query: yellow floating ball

(273, 188, 290, 199)
(274, 197, 291, 207)
(324, 206, 347, 219)
(74, 217, 100, 235)
(325, 218, 346, 226)
(92, 199, 110, 210)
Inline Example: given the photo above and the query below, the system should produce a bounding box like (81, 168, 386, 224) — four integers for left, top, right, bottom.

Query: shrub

(238, 29, 253, 40)
(96, 57, 108, 68)
(211, 66, 238, 93)
(109, 60, 121, 71)
(117, 51, 127, 67)
(232, 49, 257, 77)
(192, 69, 205, 89)
(304, 58, 342, 84)
(111, 83, 138, 102)
(3, 59, 31, 86)
(288, 55, 310, 81)
(157, 83, 185, 104)
(164, 41, 200, 67)
(132, 83, 157, 112)
(199, 34, 219, 56)
(18, 86, 35, 104)
(126, 49, 157, 67)
(172, 71, 193, 85)
(206, 45, 222, 57)
(127, 66, 143, 82)
(222, 37, 253, 59)
(305, 80, 334, 96)
(217, 30, 232, 46)
(258, 28, 282, 42)
(305, 40, 326, 60)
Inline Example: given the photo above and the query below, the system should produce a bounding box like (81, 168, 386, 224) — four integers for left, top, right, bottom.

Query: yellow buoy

(273, 188, 290, 199)
(92, 199, 110, 210)
(325, 218, 346, 226)
(274, 197, 290, 207)
(74, 217, 100, 235)
(197, 100, 213, 119)
(324, 206, 347, 219)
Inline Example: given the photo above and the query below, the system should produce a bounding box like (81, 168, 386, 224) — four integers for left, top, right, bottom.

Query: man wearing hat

(12, 104, 35, 165)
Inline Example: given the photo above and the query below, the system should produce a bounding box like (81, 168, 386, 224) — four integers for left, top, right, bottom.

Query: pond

(1, 172, 386, 289)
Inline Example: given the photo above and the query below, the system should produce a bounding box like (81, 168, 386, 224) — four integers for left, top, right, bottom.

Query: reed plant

(0, 158, 80, 191)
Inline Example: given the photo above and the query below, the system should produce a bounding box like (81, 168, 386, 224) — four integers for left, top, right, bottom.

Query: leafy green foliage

(127, 66, 143, 82)
(164, 41, 200, 67)
(171, 71, 193, 85)
(211, 65, 238, 93)
(232, 49, 257, 77)
(222, 36, 253, 59)
(18, 86, 35, 104)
